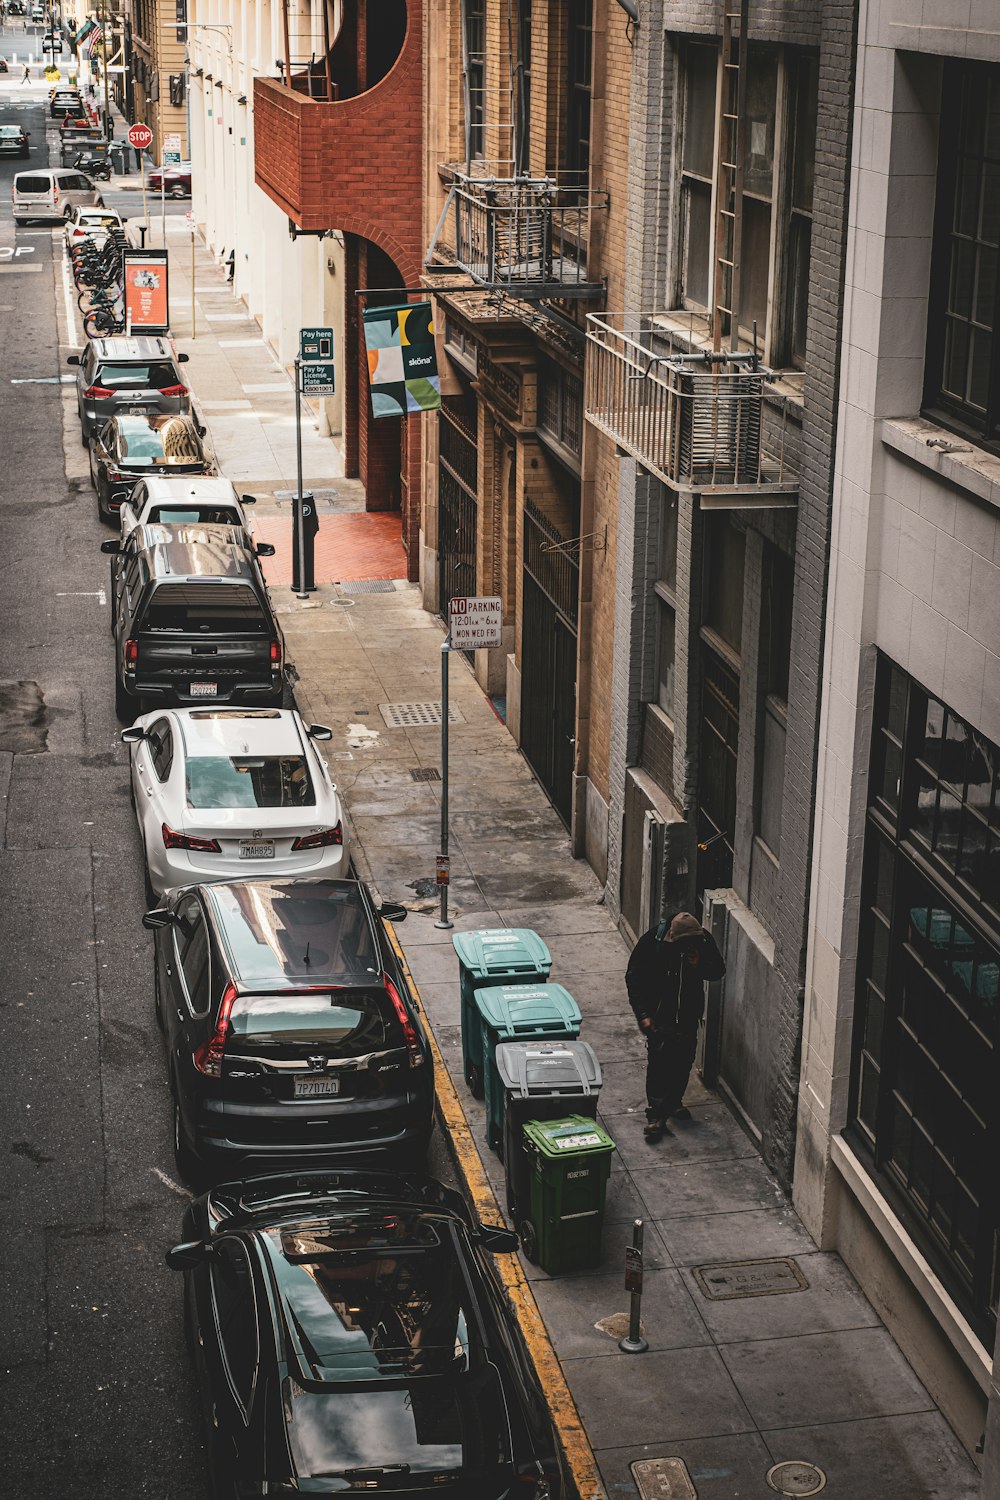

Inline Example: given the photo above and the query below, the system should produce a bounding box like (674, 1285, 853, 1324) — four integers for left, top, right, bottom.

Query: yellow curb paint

(386, 923, 608, 1500)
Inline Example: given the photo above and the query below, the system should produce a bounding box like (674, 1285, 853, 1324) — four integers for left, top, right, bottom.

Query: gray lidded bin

(476, 983, 582, 1155)
(451, 928, 552, 1098)
(496, 1038, 602, 1220)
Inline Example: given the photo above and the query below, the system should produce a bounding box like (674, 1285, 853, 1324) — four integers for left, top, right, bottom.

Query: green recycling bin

(452, 928, 552, 1098)
(498, 1041, 603, 1219)
(520, 1114, 616, 1275)
(476, 984, 582, 1155)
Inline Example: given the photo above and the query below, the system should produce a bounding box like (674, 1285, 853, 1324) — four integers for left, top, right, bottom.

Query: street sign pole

(294, 356, 306, 601)
(436, 631, 452, 930)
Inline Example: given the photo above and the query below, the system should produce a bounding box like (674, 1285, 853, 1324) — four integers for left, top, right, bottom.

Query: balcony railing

(585, 314, 798, 501)
(430, 163, 608, 299)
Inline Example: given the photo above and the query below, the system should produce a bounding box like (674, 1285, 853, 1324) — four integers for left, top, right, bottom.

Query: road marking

(0, 245, 35, 260)
(56, 589, 107, 604)
(151, 1167, 189, 1197)
(10, 375, 74, 384)
(0, 263, 41, 273)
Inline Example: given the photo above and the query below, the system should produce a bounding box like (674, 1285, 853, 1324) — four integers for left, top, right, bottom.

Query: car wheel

(153, 957, 164, 1032)
(144, 850, 157, 910)
(62, 204, 72, 219)
(13, 217, 26, 226)
(518, 1218, 539, 1264)
(109, 562, 118, 633)
(169, 184, 186, 199)
(173, 1099, 203, 1188)
(80, 423, 89, 449)
(114, 674, 134, 725)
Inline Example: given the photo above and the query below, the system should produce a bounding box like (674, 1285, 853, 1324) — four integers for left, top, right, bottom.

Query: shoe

(643, 1119, 668, 1142)
(671, 1106, 692, 1121)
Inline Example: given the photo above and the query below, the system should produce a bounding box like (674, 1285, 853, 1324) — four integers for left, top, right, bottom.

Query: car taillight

(291, 823, 342, 851)
(194, 981, 238, 1077)
(124, 638, 138, 668)
(384, 978, 424, 1069)
(270, 641, 282, 671)
(159, 384, 187, 397)
(83, 385, 115, 398)
(161, 823, 222, 853)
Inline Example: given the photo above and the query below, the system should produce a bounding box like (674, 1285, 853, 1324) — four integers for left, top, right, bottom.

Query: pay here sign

(449, 596, 502, 649)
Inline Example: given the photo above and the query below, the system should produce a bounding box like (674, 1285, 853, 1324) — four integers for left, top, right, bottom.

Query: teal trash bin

(452, 928, 552, 1098)
(521, 1114, 616, 1275)
(475, 983, 582, 1155)
(496, 1039, 602, 1219)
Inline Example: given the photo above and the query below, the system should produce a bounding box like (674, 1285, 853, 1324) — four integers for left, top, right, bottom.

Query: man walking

(21, 61, 31, 82)
(626, 910, 726, 1142)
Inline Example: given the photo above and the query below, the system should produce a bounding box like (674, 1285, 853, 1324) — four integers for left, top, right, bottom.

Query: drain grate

(409, 766, 442, 782)
(692, 1257, 808, 1300)
(339, 579, 397, 595)
(379, 702, 465, 729)
(766, 1461, 827, 1496)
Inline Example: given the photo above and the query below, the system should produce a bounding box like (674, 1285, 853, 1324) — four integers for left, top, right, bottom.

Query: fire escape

(584, 0, 798, 504)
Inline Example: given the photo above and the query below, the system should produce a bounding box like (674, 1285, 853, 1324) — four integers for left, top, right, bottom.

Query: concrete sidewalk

(169, 243, 980, 1500)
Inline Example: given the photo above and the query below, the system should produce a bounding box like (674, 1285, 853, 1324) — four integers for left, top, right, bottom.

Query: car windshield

(118, 426, 167, 460)
(143, 584, 267, 634)
(95, 362, 179, 390)
(79, 213, 118, 227)
(185, 754, 315, 808)
(0, 127, 22, 138)
(147, 505, 239, 525)
(118, 417, 202, 466)
(229, 989, 403, 1054)
(211, 882, 378, 985)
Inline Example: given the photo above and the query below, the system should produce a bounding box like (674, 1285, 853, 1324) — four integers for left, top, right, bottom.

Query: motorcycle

(73, 152, 112, 181)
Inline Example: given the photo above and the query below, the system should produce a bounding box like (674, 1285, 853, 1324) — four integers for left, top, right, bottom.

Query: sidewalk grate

(409, 766, 441, 782)
(379, 702, 466, 728)
(339, 579, 396, 595)
(631, 1458, 697, 1500)
(692, 1257, 808, 1300)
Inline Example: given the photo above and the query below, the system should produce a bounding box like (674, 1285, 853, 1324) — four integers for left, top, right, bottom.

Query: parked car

(0, 125, 30, 159)
(41, 32, 62, 50)
(143, 877, 432, 1179)
(148, 160, 192, 197)
(49, 89, 83, 118)
(64, 205, 125, 248)
(89, 413, 213, 522)
(164, 1169, 561, 1498)
(103, 523, 286, 721)
(121, 707, 347, 898)
(118, 476, 255, 539)
(68, 335, 193, 446)
(12, 168, 102, 224)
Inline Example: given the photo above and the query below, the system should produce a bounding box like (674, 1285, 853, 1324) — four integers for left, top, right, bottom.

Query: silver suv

(68, 336, 194, 445)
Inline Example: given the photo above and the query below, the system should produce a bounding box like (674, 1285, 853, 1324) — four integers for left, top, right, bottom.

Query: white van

(12, 169, 103, 225)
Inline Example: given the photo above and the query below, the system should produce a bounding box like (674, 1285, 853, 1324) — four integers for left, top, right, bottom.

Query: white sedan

(64, 206, 126, 249)
(122, 707, 349, 898)
(119, 475, 256, 539)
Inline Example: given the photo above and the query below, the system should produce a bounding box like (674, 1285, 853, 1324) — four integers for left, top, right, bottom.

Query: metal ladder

(712, 0, 750, 352)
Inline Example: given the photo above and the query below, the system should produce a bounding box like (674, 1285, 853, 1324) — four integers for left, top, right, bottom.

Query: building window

(925, 63, 1000, 447)
(652, 494, 678, 721)
(565, 0, 592, 195)
(703, 514, 745, 657)
(757, 546, 793, 856)
(850, 655, 1000, 1344)
(463, 0, 485, 161)
(676, 42, 818, 369)
(538, 354, 584, 463)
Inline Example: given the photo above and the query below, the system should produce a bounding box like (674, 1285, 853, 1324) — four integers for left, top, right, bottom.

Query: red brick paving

(254, 512, 406, 586)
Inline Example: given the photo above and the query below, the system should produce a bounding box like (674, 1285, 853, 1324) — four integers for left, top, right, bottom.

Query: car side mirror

(165, 1240, 208, 1271)
(240, 493, 256, 504)
(66, 354, 80, 365)
(142, 909, 175, 930)
(120, 727, 145, 744)
(478, 1224, 519, 1253)
(177, 352, 190, 363)
(100, 539, 121, 554)
(254, 542, 275, 558)
(308, 724, 332, 741)
(378, 902, 408, 924)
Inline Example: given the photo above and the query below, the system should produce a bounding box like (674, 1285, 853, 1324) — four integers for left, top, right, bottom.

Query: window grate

(338, 579, 396, 595)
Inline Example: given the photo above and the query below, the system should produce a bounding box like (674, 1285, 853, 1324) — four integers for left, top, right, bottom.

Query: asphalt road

(0, 91, 454, 1497)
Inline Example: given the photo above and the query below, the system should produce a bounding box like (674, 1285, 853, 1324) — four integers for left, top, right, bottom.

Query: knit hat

(665, 911, 704, 944)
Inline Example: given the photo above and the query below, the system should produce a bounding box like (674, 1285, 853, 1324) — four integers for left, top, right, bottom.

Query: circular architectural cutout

(766, 1461, 827, 1497)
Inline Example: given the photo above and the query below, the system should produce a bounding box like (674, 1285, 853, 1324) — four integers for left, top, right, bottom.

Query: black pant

(645, 1027, 698, 1119)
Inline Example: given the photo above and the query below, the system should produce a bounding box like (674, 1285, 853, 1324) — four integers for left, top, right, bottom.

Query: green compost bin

(521, 1114, 616, 1275)
(451, 928, 552, 1098)
(475, 984, 582, 1155)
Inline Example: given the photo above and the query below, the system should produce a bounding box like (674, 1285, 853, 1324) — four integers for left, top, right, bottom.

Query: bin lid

(495, 1039, 601, 1095)
(523, 1114, 616, 1158)
(452, 928, 552, 980)
(473, 982, 581, 1036)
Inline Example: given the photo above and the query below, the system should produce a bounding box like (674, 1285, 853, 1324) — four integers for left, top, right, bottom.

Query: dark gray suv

(68, 336, 193, 445)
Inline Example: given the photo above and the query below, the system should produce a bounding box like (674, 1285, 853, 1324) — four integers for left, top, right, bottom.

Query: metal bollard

(619, 1218, 649, 1353)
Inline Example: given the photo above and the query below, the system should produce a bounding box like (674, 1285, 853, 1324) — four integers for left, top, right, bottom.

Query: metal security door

(438, 402, 478, 625)
(521, 502, 578, 826)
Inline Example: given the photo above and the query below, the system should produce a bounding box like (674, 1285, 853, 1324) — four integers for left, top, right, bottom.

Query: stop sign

(127, 122, 153, 152)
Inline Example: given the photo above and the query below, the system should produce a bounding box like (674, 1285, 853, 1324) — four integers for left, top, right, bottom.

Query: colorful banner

(362, 300, 441, 419)
(124, 249, 169, 333)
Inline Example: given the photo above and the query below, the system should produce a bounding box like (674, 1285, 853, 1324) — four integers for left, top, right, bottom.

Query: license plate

(239, 841, 274, 859)
(294, 1076, 339, 1098)
(190, 682, 217, 697)
(129, 406, 149, 416)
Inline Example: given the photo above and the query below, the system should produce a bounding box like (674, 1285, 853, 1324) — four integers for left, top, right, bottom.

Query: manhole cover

(339, 579, 396, 594)
(631, 1458, 697, 1499)
(692, 1257, 808, 1300)
(379, 702, 465, 728)
(766, 1460, 826, 1496)
(409, 766, 441, 782)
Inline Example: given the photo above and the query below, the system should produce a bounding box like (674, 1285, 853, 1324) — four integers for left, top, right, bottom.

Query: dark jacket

(626, 917, 726, 1033)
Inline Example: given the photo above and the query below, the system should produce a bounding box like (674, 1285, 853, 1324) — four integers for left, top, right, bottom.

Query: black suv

(144, 879, 435, 1181)
(103, 523, 285, 722)
(166, 1170, 560, 1499)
